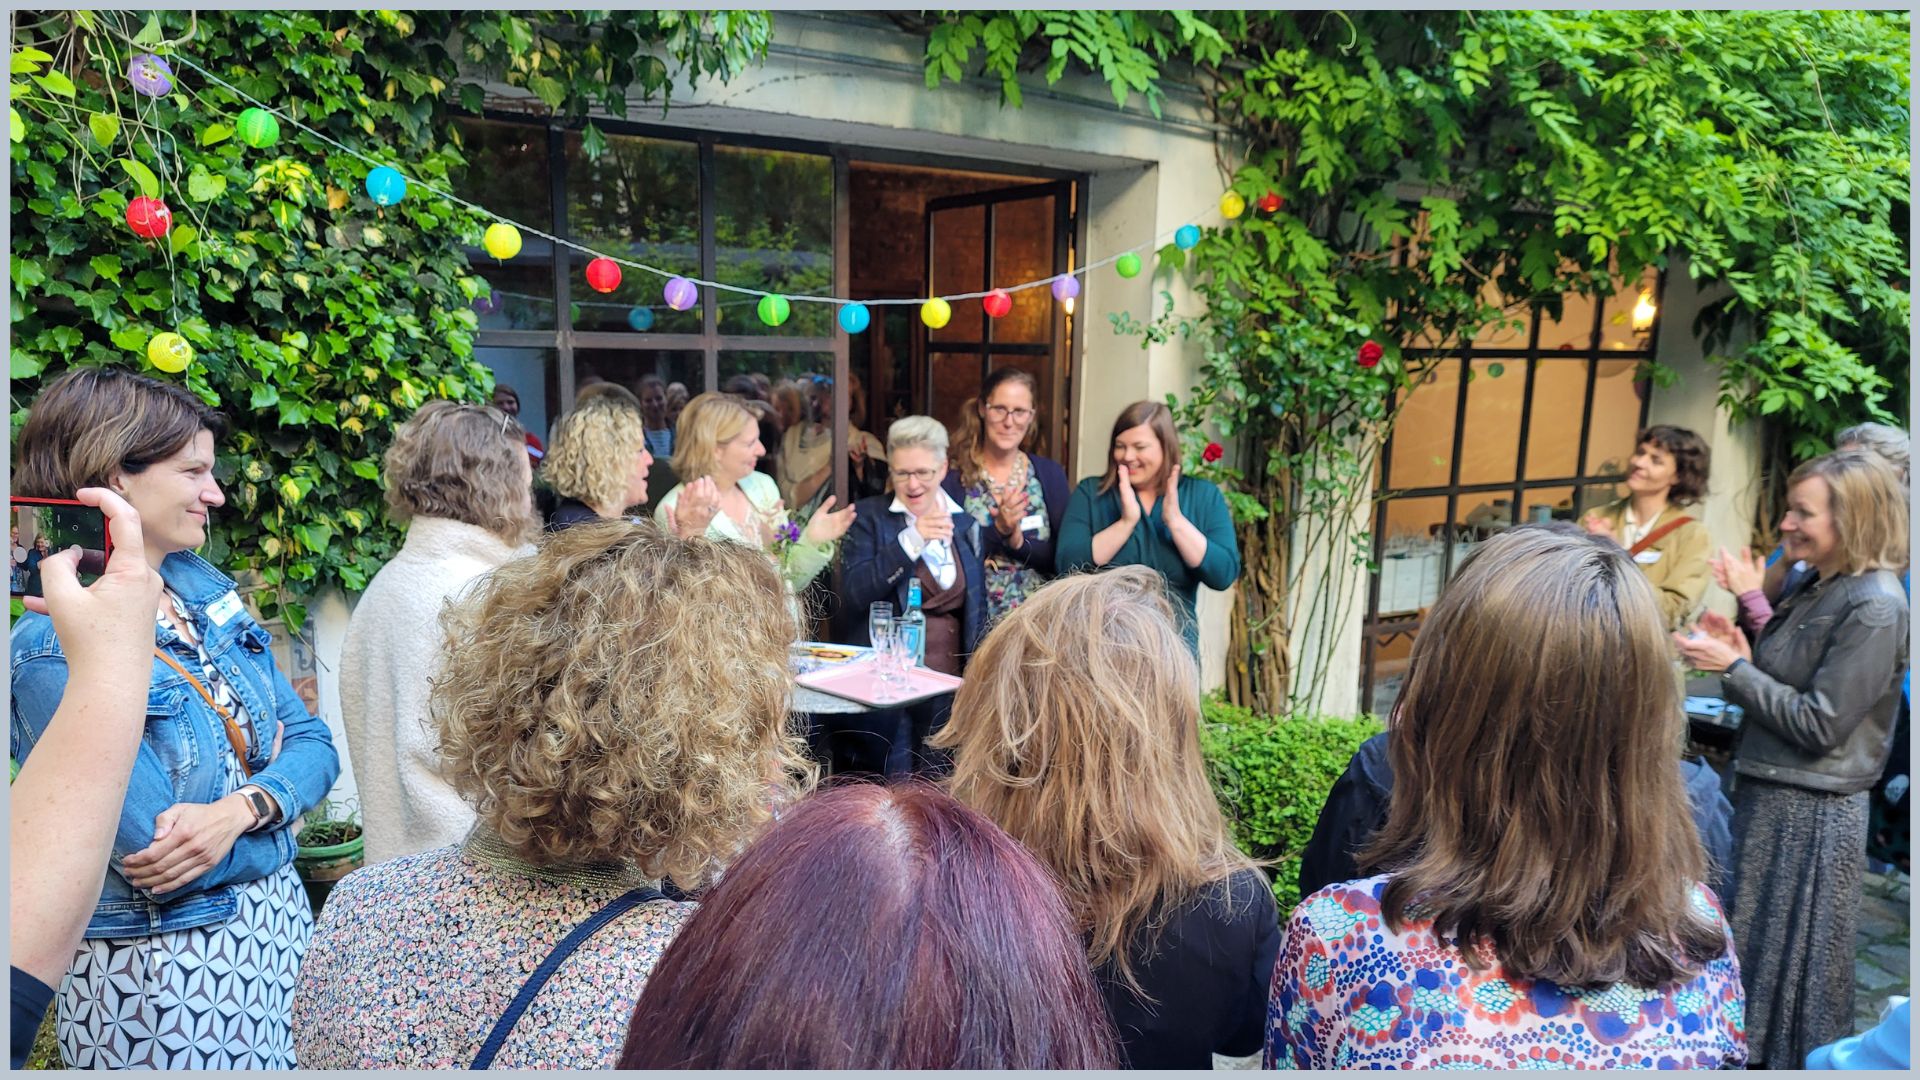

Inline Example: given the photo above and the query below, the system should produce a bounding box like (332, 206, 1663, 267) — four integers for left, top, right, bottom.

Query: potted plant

(294, 797, 364, 914)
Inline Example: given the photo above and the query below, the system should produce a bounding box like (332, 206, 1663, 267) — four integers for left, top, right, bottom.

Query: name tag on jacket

(1634, 550, 1664, 565)
(206, 590, 246, 626)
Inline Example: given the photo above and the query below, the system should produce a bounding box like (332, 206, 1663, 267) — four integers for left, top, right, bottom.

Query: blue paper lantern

(838, 303, 871, 334)
(365, 166, 408, 207)
(627, 306, 655, 332)
(1174, 224, 1201, 250)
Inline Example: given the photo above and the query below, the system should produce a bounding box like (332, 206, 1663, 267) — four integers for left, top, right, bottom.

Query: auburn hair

(1358, 526, 1727, 989)
(1098, 400, 1179, 494)
(381, 399, 536, 544)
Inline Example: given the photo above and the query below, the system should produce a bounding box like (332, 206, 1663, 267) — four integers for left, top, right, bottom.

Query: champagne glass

(868, 601, 894, 657)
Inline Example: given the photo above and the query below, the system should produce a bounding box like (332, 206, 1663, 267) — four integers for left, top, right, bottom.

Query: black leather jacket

(1724, 568, 1908, 794)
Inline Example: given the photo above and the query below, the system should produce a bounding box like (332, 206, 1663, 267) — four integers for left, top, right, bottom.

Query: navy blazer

(839, 494, 989, 659)
(941, 453, 1070, 577)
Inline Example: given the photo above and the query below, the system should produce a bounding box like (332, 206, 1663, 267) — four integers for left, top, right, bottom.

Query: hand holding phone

(10, 496, 112, 598)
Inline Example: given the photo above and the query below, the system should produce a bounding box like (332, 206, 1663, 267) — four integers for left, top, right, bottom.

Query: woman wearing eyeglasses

(943, 368, 1070, 622)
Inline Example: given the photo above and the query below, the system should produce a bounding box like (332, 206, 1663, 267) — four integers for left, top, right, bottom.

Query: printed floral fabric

(1265, 876, 1747, 1070)
(959, 456, 1050, 622)
(291, 845, 690, 1069)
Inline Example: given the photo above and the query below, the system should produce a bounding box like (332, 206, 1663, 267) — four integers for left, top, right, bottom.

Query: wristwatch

(236, 786, 278, 831)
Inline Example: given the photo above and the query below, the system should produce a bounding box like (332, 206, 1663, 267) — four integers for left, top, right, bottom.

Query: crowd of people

(7, 362, 1910, 1071)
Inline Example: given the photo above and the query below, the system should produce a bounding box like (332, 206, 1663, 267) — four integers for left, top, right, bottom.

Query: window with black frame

(1361, 268, 1661, 714)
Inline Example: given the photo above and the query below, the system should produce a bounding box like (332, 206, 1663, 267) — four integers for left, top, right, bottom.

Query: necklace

(983, 453, 1029, 502)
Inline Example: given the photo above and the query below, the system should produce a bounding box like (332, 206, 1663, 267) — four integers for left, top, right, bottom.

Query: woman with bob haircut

(1582, 423, 1712, 630)
(11, 367, 341, 1068)
(655, 392, 855, 596)
(292, 523, 815, 1069)
(619, 782, 1118, 1069)
(934, 567, 1277, 1069)
(1270, 527, 1746, 1070)
(338, 399, 537, 865)
(1056, 400, 1239, 654)
(1676, 449, 1908, 1069)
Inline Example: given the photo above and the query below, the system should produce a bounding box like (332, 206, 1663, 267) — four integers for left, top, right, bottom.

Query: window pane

(928, 351, 983, 437)
(1518, 484, 1577, 527)
(852, 303, 916, 433)
(473, 346, 556, 447)
(454, 119, 556, 330)
(1387, 360, 1458, 490)
(1584, 360, 1645, 478)
(1523, 360, 1588, 481)
(928, 204, 985, 343)
(575, 349, 703, 405)
(1368, 629, 1415, 717)
(1457, 359, 1524, 486)
(564, 131, 701, 335)
(1378, 495, 1449, 617)
(990, 195, 1056, 345)
(1538, 288, 1599, 352)
(713, 147, 833, 338)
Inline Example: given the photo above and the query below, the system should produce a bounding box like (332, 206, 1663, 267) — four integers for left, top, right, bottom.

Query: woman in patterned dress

(1268, 527, 1746, 1069)
(292, 523, 815, 1068)
(10, 367, 342, 1069)
(942, 367, 1070, 622)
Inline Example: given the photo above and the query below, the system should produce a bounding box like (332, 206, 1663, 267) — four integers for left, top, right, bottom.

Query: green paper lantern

(1115, 252, 1142, 278)
(237, 107, 280, 149)
(757, 294, 791, 327)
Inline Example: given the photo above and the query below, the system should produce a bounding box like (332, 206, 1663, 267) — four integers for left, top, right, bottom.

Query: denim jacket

(10, 551, 340, 938)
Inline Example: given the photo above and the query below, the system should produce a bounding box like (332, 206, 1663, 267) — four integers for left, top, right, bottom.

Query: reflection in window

(454, 119, 557, 331)
(713, 147, 833, 338)
(565, 131, 701, 335)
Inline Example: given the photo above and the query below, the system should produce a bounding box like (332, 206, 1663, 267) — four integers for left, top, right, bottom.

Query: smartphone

(9, 497, 111, 598)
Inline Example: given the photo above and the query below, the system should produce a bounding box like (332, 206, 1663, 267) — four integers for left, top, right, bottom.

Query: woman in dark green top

(1057, 401, 1240, 653)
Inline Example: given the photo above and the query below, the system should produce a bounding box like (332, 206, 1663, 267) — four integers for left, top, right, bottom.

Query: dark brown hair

(619, 782, 1118, 1069)
(1098, 400, 1179, 495)
(13, 367, 228, 498)
(1637, 424, 1710, 504)
(949, 366, 1040, 489)
(1358, 526, 1727, 989)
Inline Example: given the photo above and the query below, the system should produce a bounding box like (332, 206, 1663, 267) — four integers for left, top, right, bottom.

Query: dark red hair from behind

(619, 781, 1118, 1069)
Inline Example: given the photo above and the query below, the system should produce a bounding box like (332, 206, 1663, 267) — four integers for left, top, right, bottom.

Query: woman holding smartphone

(10, 367, 340, 1068)
(1056, 401, 1240, 655)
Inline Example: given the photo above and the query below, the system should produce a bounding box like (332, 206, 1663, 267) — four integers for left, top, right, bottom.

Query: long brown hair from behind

(933, 566, 1261, 994)
(1097, 400, 1179, 495)
(1358, 526, 1727, 989)
(949, 366, 1040, 489)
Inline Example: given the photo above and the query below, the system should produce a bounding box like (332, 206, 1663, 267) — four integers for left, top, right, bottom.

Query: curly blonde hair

(542, 399, 648, 512)
(432, 520, 815, 881)
(383, 400, 536, 544)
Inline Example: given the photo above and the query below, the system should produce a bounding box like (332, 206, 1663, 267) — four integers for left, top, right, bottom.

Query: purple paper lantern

(129, 54, 174, 98)
(1050, 275, 1081, 302)
(471, 288, 499, 316)
(663, 276, 698, 312)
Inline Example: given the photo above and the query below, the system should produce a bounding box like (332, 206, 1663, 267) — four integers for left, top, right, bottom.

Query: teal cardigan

(1056, 475, 1241, 653)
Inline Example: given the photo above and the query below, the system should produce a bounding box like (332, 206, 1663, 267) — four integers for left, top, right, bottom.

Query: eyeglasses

(889, 468, 940, 484)
(984, 404, 1034, 423)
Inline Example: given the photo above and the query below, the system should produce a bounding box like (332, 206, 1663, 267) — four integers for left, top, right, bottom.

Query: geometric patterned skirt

(1726, 776, 1869, 1070)
(56, 862, 313, 1069)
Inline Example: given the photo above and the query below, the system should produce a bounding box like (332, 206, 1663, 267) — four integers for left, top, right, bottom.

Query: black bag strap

(469, 885, 665, 1069)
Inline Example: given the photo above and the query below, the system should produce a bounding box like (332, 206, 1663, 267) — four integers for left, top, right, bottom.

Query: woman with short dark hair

(1582, 423, 1712, 630)
(619, 782, 1117, 1069)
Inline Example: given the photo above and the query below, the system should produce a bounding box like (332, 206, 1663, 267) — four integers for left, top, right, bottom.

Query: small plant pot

(294, 829, 364, 915)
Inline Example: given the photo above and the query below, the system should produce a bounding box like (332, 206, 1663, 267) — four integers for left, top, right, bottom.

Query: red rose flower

(1202, 441, 1224, 463)
(1357, 340, 1385, 367)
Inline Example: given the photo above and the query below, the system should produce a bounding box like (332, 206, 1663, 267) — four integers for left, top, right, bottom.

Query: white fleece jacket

(338, 517, 528, 866)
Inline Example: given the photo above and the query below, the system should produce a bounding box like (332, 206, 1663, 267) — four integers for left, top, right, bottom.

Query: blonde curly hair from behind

(383, 399, 536, 545)
(432, 520, 815, 882)
(542, 399, 648, 512)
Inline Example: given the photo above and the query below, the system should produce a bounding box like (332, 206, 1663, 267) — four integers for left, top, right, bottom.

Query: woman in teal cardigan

(1057, 401, 1240, 654)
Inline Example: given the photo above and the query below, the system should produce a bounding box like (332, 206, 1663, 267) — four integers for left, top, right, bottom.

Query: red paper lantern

(585, 257, 622, 294)
(982, 288, 1012, 319)
(126, 197, 172, 240)
(1257, 191, 1283, 213)
(1357, 340, 1384, 368)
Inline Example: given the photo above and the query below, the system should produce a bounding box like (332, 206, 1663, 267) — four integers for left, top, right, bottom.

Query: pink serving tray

(795, 658, 963, 708)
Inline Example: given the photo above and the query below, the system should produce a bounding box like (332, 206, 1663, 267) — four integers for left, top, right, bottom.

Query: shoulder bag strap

(469, 885, 666, 1070)
(1629, 515, 1694, 558)
(152, 647, 253, 778)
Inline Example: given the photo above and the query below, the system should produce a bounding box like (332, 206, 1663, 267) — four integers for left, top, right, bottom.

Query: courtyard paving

(1855, 868, 1911, 1034)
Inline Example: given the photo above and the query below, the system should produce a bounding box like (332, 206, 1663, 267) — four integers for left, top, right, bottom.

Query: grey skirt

(1727, 776, 1868, 1069)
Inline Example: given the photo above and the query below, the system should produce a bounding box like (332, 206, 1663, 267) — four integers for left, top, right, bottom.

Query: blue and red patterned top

(1265, 876, 1747, 1070)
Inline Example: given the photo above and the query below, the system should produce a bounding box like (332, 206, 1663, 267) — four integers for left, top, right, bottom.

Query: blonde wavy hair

(671, 392, 757, 483)
(383, 400, 536, 544)
(432, 521, 815, 882)
(1789, 449, 1909, 576)
(933, 567, 1260, 993)
(542, 399, 648, 512)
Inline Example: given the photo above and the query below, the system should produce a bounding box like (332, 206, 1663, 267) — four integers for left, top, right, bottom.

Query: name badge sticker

(206, 591, 245, 627)
(1018, 513, 1045, 534)
(1633, 550, 1664, 565)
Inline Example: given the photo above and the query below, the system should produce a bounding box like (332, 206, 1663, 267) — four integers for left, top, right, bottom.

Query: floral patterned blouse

(291, 833, 690, 1069)
(958, 453, 1051, 621)
(1266, 876, 1747, 1070)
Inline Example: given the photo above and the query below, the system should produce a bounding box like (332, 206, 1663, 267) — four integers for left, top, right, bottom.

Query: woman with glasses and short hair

(943, 367, 1070, 622)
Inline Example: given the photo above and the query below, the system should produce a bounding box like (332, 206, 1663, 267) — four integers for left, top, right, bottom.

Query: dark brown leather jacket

(1724, 568, 1908, 794)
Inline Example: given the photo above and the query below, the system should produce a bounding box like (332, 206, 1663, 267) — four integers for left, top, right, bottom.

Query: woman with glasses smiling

(943, 368, 1071, 621)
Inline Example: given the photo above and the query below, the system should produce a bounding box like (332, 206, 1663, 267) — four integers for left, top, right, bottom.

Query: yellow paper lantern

(147, 332, 193, 373)
(1220, 191, 1246, 220)
(482, 223, 522, 260)
(920, 297, 952, 330)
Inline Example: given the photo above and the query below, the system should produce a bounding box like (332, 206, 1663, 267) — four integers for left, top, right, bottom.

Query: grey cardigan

(1723, 568, 1908, 794)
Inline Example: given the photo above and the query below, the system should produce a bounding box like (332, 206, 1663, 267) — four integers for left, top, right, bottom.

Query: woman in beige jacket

(1583, 424, 1712, 631)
